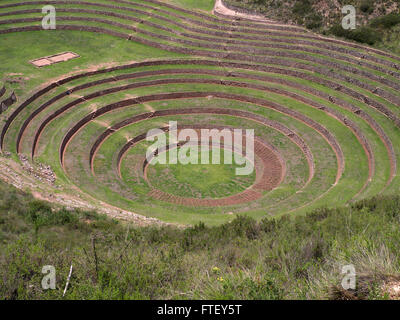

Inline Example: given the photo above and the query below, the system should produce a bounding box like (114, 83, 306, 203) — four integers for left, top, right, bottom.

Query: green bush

(360, 0, 374, 14)
(292, 0, 312, 16)
(371, 13, 400, 29)
(305, 13, 323, 30)
(329, 24, 381, 45)
(27, 200, 79, 233)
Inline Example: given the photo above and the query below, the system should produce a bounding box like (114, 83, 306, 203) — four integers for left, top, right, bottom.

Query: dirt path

(213, 0, 280, 24)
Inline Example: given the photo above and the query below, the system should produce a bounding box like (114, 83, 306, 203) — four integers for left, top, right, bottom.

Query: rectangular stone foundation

(30, 52, 80, 67)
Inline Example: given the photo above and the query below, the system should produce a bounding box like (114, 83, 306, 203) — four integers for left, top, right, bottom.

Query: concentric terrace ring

(1, 0, 400, 224)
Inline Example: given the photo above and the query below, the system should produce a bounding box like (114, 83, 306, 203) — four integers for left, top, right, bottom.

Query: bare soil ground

(0, 152, 168, 226)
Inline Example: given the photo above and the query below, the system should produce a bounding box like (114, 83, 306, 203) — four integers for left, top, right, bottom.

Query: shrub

(370, 13, 400, 29)
(27, 200, 79, 232)
(229, 215, 260, 239)
(329, 24, 380, 45)
(305, 13, 323, 30)
(292, 0, 312, 16)
(360, 0, 374, 14)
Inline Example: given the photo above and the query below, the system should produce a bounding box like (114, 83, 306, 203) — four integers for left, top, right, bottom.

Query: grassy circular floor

(147, 148, 256, 199)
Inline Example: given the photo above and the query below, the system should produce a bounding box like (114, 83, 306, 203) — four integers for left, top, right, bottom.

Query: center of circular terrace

(147, 148, 256, 199)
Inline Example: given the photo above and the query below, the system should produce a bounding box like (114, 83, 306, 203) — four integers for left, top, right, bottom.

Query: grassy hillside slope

(1, 179, 400, 299)
(224, 0, 400, 53)
(224, 0, 398, 27)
